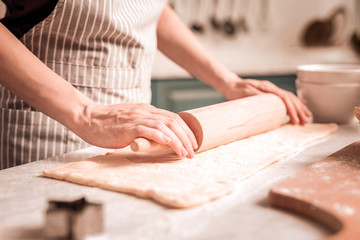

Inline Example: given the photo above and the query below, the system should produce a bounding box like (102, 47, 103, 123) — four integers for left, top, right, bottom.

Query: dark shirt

(1, 0, 58, 39)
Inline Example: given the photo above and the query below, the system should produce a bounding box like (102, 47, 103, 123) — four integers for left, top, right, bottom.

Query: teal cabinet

(151, 75, 296, 112)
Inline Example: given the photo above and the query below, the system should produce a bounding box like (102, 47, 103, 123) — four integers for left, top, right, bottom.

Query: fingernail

(293, 118, 299, 125)
(181, 147, 188, 158)
(193, 139, 198, 149)
(187, 150, 195, 158)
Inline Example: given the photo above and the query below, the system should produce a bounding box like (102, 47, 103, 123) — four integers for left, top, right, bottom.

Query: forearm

(156, 5, 237, 94)
(0, 23, 91, 130)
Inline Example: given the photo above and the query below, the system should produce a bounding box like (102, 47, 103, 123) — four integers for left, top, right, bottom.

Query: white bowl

(296, 80, 360, 124)
(297, 64, 360, 84)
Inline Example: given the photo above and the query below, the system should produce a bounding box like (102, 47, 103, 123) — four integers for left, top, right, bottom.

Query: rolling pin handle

(130, 138, 168, 152)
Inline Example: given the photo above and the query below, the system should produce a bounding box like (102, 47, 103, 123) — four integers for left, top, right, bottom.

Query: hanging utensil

(301, 6, 347, 46)
(257, 0, 269, 32)
(351, 0, 360, 55)
(191, 0, 205, 33)
(237, 0, 250, 34)
(211, 0, 225, 31)
(223, 0, 236, 36)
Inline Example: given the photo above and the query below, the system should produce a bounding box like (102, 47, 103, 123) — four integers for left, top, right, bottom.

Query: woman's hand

(74, 103, 198, 158)
(218, 73, 312, 125)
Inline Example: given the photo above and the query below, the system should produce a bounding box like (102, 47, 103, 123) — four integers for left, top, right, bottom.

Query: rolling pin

(131, 94, 287, 153)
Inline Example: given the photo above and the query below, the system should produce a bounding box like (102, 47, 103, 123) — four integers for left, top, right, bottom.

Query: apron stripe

(97, 0, 111, 67)
(0, 86, 6, 168)
(0, 105, 4, 169)
(104, 1, 118, 87)
(52, 0, 66, 71)
(29, 27, 35, 54)
(82, 0, 99, 88)
(68, 0, 84, 57)
(44, 1, 60, 66)
(19, 111, 26, 164)
(67, 0, 84, 86)
(59, 0, 76, 83)
(51, 121, 57, 156)
(75, 0, 92, 86)
(111, 1, 122, 92)
(5, 92, 11, 168)
(27, 112, 34, 165)
(92, 0, 107, 89)
(43, 116, 50, 158)
(37, 20, 46, 58)
(34, 113, 41, 161)
(12, 109, 19, 167)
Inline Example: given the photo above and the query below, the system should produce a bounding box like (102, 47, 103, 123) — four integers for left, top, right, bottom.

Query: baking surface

(1, 122, 360, 239)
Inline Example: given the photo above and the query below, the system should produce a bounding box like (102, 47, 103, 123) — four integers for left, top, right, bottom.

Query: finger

(281, 94, 300, 124)
(131, 124, 188, 158)
(250, 81, 307, 124)
(139, 118, 195, 158)
(150, 108, 198, 151)
(134, 104, 196, 157)
(296, 97, 312, 117)
(150, 115, 196, 158)
(165, 118, 196, 158)
(290, 93, 312, 123)
(303, 103, 312, 117)
(292, 97, 310, 125)
(283, 92, 307, 123)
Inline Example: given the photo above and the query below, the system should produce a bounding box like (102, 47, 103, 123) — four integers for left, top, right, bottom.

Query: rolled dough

(43, 123, 338, 208)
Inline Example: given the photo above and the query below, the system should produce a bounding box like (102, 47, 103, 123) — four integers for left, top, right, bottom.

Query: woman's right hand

(74, 103, 198, 158)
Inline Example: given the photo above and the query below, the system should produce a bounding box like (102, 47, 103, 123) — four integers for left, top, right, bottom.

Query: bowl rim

(297, 64, 360, 73)
(295, 79, 360, 87)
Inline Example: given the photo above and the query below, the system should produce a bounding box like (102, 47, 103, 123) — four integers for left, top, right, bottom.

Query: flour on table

(43, 123, 338, 208)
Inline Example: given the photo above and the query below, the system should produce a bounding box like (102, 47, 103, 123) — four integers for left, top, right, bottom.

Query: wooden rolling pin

(131, 94, 287, 153)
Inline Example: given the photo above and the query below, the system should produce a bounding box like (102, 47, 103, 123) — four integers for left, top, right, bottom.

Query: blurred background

(151, 0, 360, 112)
(154, 0, 360, 78)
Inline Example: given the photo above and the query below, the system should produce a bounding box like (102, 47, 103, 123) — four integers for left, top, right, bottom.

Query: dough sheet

(43, 123, 338, 208)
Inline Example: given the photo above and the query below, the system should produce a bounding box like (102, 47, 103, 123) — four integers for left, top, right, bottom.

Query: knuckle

(166, 118, 178, 128)
(131, 107, 145, 115)
(154, 121, 165, 130)
(133, 125, 144, 135)
(173, 114, 182, 121)
(243, 88, 255, 96)
(287, 91, 296, 97)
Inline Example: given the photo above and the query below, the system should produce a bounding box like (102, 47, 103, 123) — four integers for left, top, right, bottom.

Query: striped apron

(0, 0, 167, 169)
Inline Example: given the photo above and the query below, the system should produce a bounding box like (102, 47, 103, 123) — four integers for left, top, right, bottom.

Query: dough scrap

(43, 123, 338, 208)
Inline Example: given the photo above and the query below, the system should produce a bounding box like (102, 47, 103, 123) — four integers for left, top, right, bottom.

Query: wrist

(63, 89, 94, 134)
(213, 70, 243, 96)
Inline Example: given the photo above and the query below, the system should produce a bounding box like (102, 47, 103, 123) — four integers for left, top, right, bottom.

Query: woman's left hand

(218, 73, 312, 125)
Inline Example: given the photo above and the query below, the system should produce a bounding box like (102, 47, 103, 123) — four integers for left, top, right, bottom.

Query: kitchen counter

(1, 121, 360, 240)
